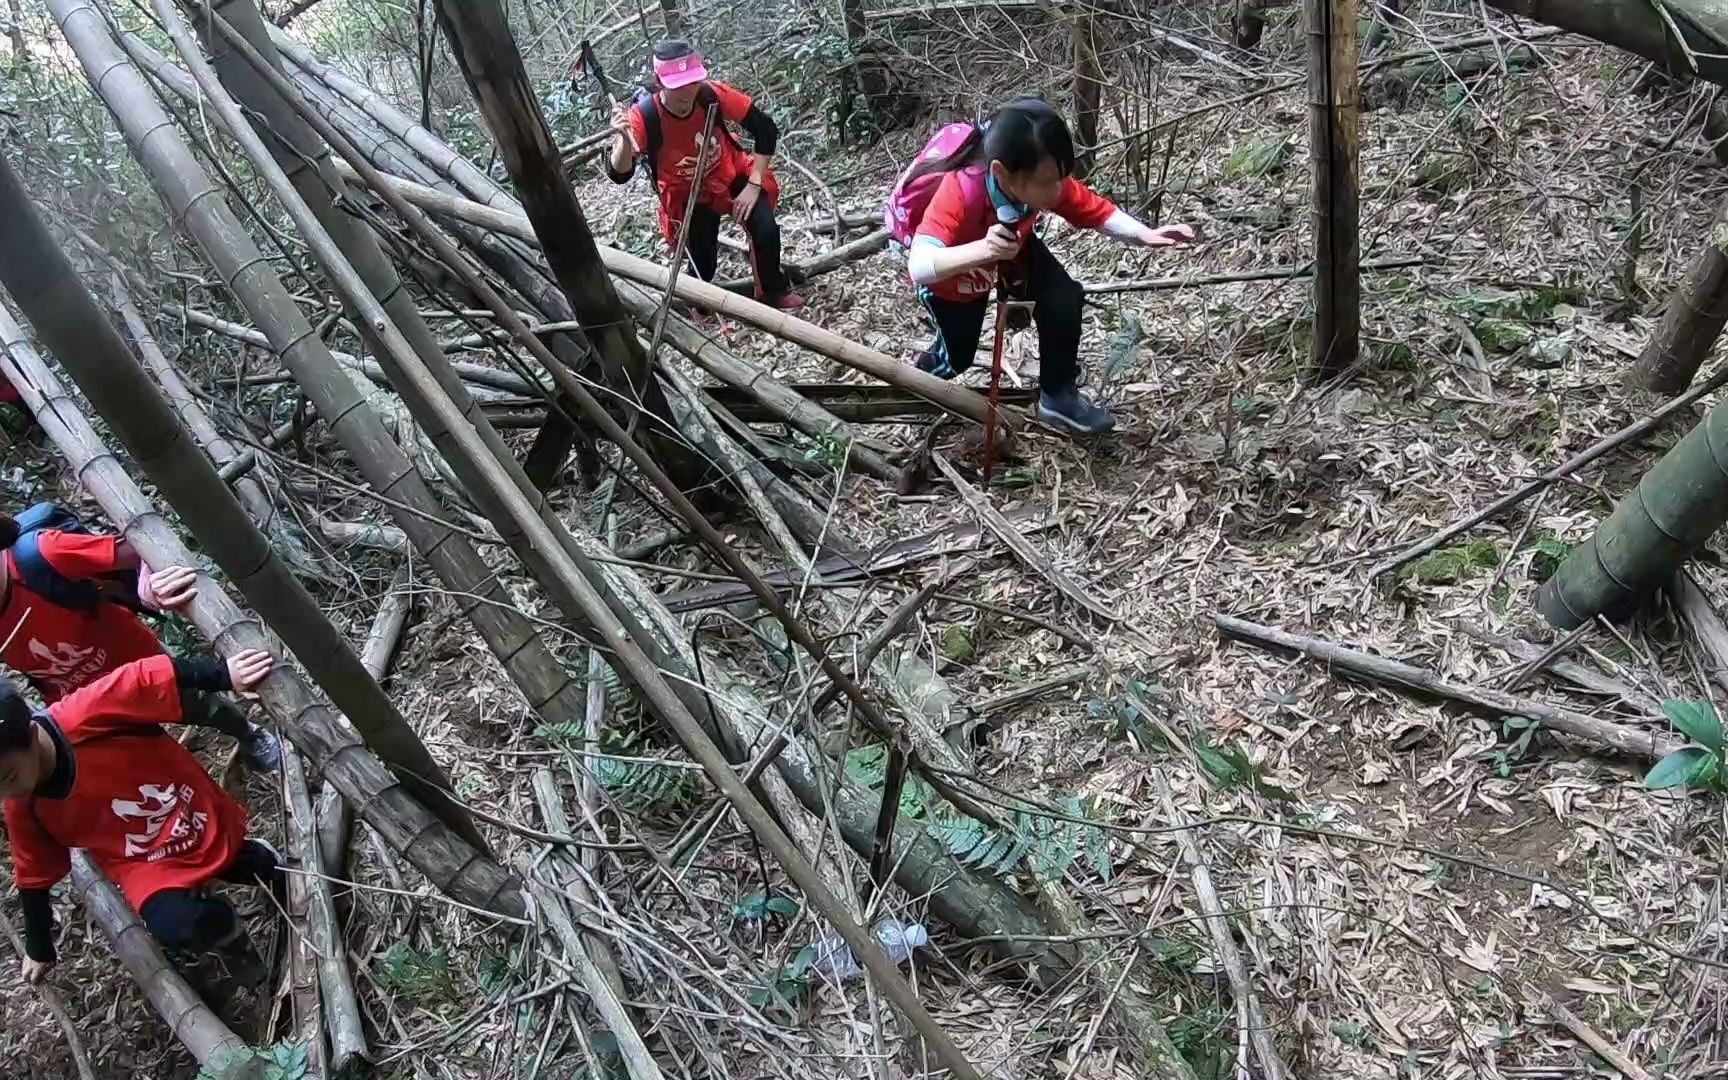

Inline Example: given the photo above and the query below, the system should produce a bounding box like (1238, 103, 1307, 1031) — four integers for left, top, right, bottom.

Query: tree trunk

(7, 0, 25, 68)
(0, 259, 521, 919)
(70, 856, 256, 1075)
(433, 1, 713, 495)
(1072, 8, 1103, 177)
(1485, 0, 1728, 87)
(46, 0, 505, 854)
(173, 0, 591, 731)
(1307, 0, 1360, 380)
(1536, 399, 1728, 628)
(1631, 195, 1728, 393)
(657, 0, 686, 37)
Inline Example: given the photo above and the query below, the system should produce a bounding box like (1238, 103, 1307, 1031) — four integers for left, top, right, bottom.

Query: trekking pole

(575, 38, 620, 103)
(982, 205, 1032, 488)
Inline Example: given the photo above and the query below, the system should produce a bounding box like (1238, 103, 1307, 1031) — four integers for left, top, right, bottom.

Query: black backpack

(9, 502, 151, 616)
(635, 86, 742, 188)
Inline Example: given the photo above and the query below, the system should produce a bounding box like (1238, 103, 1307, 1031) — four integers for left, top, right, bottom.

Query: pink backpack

(885, 122, 988, 248)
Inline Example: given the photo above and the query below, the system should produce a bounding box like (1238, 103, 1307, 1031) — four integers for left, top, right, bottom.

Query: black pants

(140, 839, 282, 953)
(683, 174, 790, 298)
(920, 236, 1085, 394)
(180, 689, 250, 737)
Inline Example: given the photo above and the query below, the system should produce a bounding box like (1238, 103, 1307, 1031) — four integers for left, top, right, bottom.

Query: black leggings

(139, 839, 282, 953)
(683, 173, 790, 297)
(920, 235, 1085, 394)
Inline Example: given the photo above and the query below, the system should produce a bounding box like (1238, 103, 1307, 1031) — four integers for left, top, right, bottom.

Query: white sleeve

(906, 236, 944, 286)
(1098, 209, 1147, 242)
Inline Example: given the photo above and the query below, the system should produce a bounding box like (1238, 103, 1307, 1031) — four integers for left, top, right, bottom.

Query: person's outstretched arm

(1055, 178, 1196, 248)
(606, 102, 643, 184)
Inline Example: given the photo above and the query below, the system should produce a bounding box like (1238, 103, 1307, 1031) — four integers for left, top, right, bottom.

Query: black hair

(654, 39, 697, 62)
(0, 681, 32, 754)
(0, 514, 16, 550)
(906, 97, 1076, 186)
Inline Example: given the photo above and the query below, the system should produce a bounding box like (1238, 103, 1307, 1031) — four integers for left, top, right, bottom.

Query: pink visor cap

(654, 51, 707, 89)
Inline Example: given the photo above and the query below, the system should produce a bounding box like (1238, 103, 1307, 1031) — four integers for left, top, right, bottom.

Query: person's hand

(609, 103, 639, 151)
(21, 957, 52, 985)
(226, 649, 274, 694)
(731, 180, 762, 224)
(1137, 223, 1197, 247)
(147, 565, 199, 611)
(981, 222, 1023, 263)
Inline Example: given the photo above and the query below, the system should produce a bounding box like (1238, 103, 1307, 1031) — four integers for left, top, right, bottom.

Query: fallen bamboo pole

(326, 158, 1002, 428)
(0, 215, 522, 919)
(92, 4, 589, 768)
(71, 854, 251, 1071)
(1082, 255, 1422, 295)
(1215, 614, 1683, 759)
(201, 13, 984, 1071)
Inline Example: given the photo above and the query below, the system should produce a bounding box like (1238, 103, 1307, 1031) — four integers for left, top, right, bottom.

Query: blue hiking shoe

(240, 724, 282, 774)
(1037, 388, 1116, 435)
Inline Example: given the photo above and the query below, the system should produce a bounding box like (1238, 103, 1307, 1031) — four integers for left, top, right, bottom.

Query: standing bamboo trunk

(51, 0, 585, 797)
(71, 855, 255, 1074)
(1071, 9, 1103, 177)
(1631, 196, 1728, 393)
(434, 2, 712, 493)
(0, 243, 522, 919)
(163, 0, 590, 728)
(110, 279, 318, 578)
(1536, 399, 1728, 629)
(1306, 0, 1360, 380)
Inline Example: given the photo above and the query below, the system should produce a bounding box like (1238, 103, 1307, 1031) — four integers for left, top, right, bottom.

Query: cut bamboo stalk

(71, 855, 251, 1071)
(1672, 574, 1728, 700)
(361, 566, 414, 681)
(1215, 614, 1683, 759)
(528, 772, 632, 1031)
(1631, 193, 1728, 393)
(282, 742, 369, 1073)
(0, 230, 521, 917)
(70, 4, 582, 784)
(1306, 0, 1361, 379)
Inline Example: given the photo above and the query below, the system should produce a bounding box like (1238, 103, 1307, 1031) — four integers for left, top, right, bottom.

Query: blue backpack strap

(11, 529, 102, 614)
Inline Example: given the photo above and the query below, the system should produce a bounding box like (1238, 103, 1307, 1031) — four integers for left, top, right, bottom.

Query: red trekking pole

(982, 205, 1031, 488)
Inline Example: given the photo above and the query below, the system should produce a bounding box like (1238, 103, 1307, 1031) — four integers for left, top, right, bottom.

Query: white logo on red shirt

(27, 638, 107, 695)
(112, 783, 207, 860)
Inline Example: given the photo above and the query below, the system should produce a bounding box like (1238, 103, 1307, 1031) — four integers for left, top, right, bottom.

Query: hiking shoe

(911, 350, 956, 380)
(240, 724, 282, 774)
(1037, 388, 1116, 435)
(766, 291, 806, 312)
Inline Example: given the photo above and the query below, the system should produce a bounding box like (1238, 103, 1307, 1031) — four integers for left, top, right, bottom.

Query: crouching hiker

(3, 650, 282, 988)
(606, 39, 806, 310)
(0, 506, 280, 773)
(886, 98, 1197, 434)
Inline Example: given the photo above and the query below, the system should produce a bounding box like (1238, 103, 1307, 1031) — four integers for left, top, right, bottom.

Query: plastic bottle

(808, 919, 930, 981)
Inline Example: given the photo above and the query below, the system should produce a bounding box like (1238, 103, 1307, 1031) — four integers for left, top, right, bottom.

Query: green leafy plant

(377, 942, 455, 1006)
(196, 1041, 310, 1080)
(1646, 699, 1728, 792)
(1193, 737, 1297, 802)
(1102, 313, 1145, 383)
(1331, 1019, 1375, 1048)
(1088, 678, 1171, 751)
(1398, 539, 1501, 585)
(747, 944, 819, 1011)
(802, 432, 849, 470)
(733, 889, 800, 921)
(1488, 716, 1541, 778)
(1224, 135, 1293, 179)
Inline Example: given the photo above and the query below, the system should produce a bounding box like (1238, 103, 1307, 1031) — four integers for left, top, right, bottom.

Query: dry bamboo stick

(1543, 998, 1653, 1080)
(1455, 622, 1661, 713)
(281, 824, 327, 1079)
(71, 855, 251, 1070)
(1673, 574, 1728, 700)
(0, 909, 97, 1080)
(281, 743, 368, 1072)
(0, 247, 520, 916)
(1215, 615, 1684, 759)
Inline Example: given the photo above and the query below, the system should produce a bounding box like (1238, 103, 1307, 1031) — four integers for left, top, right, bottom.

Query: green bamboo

(1537, 400, 1728, 627)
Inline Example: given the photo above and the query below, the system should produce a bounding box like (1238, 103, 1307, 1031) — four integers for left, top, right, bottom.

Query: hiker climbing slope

(2, 650, 283, 989)
(0, 506, 279, 772)
(606, 39, 806, 310)
(887, 98, 1196, 434)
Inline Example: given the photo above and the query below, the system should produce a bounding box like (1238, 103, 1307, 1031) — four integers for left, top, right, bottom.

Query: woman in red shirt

(0, 511, 278, 771)
(1, 649, 279, 988)
(901, 99, 1195, 434)
(605, 39, 805, 310)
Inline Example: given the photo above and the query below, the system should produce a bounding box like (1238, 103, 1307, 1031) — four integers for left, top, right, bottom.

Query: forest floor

(5, 6, 1728, 1080)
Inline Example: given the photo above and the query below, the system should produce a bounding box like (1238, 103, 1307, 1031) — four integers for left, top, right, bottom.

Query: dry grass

(5, 1, 1728, 1077)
